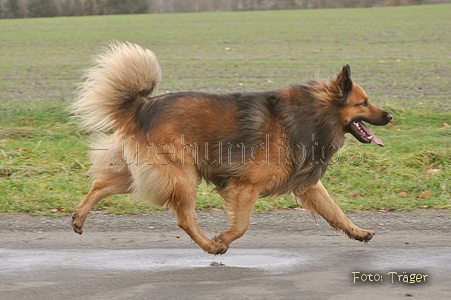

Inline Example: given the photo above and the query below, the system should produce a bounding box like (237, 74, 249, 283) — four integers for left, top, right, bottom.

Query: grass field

(1, 4, 451, 215)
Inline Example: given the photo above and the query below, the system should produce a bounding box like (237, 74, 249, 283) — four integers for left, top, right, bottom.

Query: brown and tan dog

(71, 42, 392, 254)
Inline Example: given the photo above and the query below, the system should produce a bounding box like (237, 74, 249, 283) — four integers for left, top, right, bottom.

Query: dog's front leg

(295, 181, 375, 242)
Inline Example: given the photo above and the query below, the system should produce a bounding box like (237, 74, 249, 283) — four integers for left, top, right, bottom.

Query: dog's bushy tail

(71, 41, 161, 132)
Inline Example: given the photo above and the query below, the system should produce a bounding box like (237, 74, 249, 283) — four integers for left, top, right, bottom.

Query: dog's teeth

(368, 136, 372, 139)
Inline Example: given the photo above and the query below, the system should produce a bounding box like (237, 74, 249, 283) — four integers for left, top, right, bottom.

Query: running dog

(71, 42, 392, 254)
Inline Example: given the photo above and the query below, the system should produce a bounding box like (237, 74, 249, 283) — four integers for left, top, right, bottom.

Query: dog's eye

(361, 101, 368, 107)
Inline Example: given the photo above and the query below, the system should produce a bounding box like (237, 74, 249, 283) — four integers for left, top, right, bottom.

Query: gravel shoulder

(1, 209, 450, 250)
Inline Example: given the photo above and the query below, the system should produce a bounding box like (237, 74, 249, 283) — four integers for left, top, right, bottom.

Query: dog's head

(335, 65, 392, 147)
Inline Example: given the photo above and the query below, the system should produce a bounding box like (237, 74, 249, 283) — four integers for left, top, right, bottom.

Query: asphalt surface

(1, 209, 450, 300)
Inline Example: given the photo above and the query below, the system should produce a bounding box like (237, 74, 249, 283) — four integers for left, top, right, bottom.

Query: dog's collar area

(349, 120, 384, 147)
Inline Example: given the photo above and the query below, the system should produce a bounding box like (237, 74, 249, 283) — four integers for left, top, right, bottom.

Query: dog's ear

(336, 64, 353, 98)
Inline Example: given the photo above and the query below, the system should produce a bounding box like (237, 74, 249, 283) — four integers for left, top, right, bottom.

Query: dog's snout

(386, 113, 393, 122)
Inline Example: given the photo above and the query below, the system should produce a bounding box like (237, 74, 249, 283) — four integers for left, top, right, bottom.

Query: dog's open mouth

(348, 120, 384, 147)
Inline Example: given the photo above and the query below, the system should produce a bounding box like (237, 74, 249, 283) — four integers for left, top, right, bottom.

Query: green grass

(1, 5, 451, 215)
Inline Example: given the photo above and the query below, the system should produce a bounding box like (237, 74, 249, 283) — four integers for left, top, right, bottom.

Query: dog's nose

(386, 113, 393, 122)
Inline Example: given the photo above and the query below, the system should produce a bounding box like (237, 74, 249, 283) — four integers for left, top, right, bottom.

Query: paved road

(1, 210, 450, 299)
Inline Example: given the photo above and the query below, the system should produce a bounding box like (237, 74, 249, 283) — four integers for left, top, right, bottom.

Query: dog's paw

(212, 234, 224, 244)
(354, 230, 375, 243)
(210, 236, 229, 255)
(211, 243, 229, 255)
(71, 213, 84, 235)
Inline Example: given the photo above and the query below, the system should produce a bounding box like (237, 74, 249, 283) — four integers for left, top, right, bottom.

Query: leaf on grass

(416, 191, 431, 199)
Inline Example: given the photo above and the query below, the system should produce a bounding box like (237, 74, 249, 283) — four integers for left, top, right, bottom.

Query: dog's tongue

(358, 121, 384, 147)
(370, 135, 384, 147)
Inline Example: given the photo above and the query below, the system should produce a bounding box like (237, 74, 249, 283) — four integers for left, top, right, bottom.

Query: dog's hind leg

(72, 172, 132, 234)
(295, 181, 375, 242)
(161, 167, 228, 255)
(213, 179, 260, 246)
(72, 133, 132, 234)
(169, 184, 229, 255)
